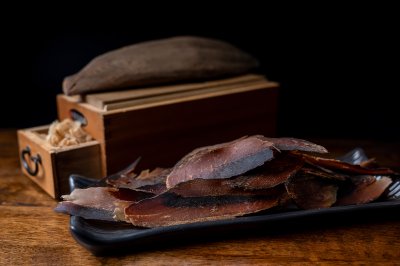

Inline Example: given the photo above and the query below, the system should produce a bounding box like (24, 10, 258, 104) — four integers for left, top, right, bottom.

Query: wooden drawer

(17, 125, 103, 198)
(57, 75, 279, 175)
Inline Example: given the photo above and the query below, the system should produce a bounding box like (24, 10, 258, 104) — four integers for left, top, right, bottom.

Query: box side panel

(57, 95, 107, 176)
(17, 130, 56, 198)
(54, 144, 103, 197)
(103, 87, 278, 173)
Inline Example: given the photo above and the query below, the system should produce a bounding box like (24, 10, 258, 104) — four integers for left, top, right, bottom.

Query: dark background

(1, 7, 398, 140)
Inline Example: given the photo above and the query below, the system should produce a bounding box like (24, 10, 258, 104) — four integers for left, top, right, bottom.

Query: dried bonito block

(63, 36, 259, 95)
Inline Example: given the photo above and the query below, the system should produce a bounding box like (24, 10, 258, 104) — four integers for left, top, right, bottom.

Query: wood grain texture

(84, 74, 267, 110)
(57, 78, 278, 174)
(57, 95, 108, 176)
(1, 129, 399, 265)
(17, 127, 103, 198)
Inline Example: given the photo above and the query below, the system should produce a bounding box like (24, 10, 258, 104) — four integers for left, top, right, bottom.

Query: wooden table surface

(1, 129, 399, 265)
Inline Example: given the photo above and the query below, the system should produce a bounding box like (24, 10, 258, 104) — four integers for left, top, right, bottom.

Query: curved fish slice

(166, 136, 327, 189)
(285, 175, 338, 209)
(298, 167, 347, 181)
(170, 154, 303, 197)
(54, 187, 154, 221)
(292, 152, 395, 175)
(230, 153, 304, 190)
(166, 136, 275, 189)
(107, 167, 169, 194)
(261, 137, 328, 154)
(124, 188, 286, 228)
(336, 176, 392, 206)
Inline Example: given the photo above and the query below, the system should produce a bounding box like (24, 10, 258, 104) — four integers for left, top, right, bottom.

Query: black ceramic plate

(68, 148, 400, 256)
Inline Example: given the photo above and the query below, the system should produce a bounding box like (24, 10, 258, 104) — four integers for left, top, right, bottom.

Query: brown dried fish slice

(166, 135, 329, 189)
(166, 136, 275, 189)
(230, 153, 304, 190)
(260, 137, 328, 154)
(63, 36, 259, 95)
(336, 176, 392, 206)
(285, 174, 338, 209)
(170, 179, 244, 197)
(54, 187, 154, 221)
(124, 187, 286, 228)
(133, 183, 167, 195)
(107, 167, 169, 194)
(292, 152, 395, 175)
(170, 153, 303, 197)
(298, 167, 348, 181)
(171, 179, 287, 197)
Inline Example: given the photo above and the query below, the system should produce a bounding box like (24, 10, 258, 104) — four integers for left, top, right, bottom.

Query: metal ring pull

(21, 146, 42, 176)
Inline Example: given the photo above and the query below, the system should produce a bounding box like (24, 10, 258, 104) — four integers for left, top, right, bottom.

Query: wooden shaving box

(18, 74, 279, 198)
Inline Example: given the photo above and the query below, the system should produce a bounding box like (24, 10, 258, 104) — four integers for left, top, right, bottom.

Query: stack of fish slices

(55, 135, 396, 228)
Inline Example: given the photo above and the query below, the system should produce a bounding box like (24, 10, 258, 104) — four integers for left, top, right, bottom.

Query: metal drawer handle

(70, 109, 87, 126)
(21, 146, 42, 176)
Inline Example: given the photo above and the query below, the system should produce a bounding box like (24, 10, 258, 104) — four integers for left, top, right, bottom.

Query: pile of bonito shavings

(55, 135, 397, 228)
(46, 119, 92, 147)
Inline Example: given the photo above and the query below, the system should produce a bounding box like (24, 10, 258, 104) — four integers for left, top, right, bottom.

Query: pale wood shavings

(46, 119, 92, 147)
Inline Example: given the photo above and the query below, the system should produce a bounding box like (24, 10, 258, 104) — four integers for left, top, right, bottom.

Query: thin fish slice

(170, 154, 303, 197)
(285, 175, 338, 209)
(107, 167, 169, 194)
(124, 187, 286, 228)
(336, 176, 392, 206)
(298, 167, 348, 181)
(230, 153, 304, 190)
(261, 137, 328, 154)
(166, 136, 328, 189)
(172, 179, 286, 197)
(54, 187, 154, 221)
(166, 136, 275, 189)
(292, 152, 395, 175)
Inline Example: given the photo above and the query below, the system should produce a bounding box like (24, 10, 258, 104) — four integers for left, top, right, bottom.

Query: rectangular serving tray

(68, 175, 400, 256)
